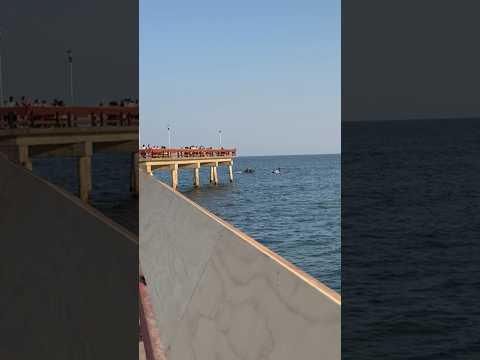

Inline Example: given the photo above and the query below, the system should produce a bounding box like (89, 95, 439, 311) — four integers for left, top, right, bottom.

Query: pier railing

(0, 106, 139, 129)
(140, 147, 236, 159)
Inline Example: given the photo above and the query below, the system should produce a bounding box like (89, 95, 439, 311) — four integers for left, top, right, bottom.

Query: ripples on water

(343, 119, 480, 359)
(154, 154, 340, 292)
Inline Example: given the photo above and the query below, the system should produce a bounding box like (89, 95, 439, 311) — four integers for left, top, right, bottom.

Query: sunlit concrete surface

(140, 170, 341, 360)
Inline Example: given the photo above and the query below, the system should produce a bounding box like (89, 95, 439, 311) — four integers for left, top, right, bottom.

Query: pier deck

(139, 148, 236, 190)
(0, 106, 139, 202)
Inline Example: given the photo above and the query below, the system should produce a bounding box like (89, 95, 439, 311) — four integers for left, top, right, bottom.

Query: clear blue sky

(140, 1, 340, 156)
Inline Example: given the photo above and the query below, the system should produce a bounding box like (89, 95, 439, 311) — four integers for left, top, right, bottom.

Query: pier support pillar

(146, 163, 153, 176)
(79, 157, 91, 203)
(193, 163, 200, 188)
(212, 165, 218, 185)
(228, 162, 234, 183)
(170, 164, 178, 191)
(18, 145, 32, 171)
(77, 142, 92, 203)
(210, 166, 214, 183)
(130, 152, 139, 194)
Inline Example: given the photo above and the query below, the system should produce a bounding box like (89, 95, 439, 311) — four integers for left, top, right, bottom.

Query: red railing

(140, 147, 236, 159)
(0, 106, 139, 129)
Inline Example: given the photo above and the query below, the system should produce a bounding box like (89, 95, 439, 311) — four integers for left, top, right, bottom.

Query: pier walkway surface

(0, 106, 139, 203)
(140, 147, 236, 190)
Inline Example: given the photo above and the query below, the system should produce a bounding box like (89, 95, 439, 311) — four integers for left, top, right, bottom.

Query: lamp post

(167, 124, 171, 148)
(218, 129, 222, 148)
(67, 49, 74, 105)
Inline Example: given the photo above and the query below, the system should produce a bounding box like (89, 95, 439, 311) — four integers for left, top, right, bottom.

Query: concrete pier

(0, 107, 139, 203)
(139, 148, 236, 190)
(193, 165, 200, 187)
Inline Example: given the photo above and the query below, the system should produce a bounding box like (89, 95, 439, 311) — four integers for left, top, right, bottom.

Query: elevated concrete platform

(0, 124, 138, 202)
(139, 147, 236, 190)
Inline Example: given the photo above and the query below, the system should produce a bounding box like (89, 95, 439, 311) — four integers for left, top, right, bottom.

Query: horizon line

(236, 152, 340, 157)
(343, 116, 480, 123)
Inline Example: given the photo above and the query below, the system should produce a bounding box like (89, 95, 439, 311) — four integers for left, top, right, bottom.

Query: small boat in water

(243, 168, 255, 173)
(272, 167, 281, 174)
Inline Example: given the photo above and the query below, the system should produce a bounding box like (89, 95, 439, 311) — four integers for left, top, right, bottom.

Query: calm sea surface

(343, 119, 480, 359)
(154, 154, 341, 292)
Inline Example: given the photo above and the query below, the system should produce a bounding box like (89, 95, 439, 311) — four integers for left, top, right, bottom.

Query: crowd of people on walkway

(1, 96, 138, 108)
(139, 145, 233, 161)
(140, 144, 217, 150)
(0, 96, 139, 129)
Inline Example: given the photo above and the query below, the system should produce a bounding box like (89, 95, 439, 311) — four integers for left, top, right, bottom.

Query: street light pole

(167, 124, 171, 148)
(218, 129, 222, 148)
(67, 49, 74, 105)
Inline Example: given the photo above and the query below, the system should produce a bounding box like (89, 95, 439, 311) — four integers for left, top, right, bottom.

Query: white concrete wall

(140, 170, 341, 360)
(0, 155, 138, 359)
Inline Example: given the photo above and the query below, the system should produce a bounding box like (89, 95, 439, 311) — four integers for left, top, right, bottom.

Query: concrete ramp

(0, 155, 138, 359)
(140, 170, 340, 360)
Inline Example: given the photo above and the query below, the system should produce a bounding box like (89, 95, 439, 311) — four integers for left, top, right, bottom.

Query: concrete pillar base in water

(228, 164, 233, 183)
(18, 145, 32, 171)
(146, 164, 153, 176)
(170, 164, 178, 191)
(78, 142, 93, 203)
(212, 166, 218, 185)
(193, 165, 200, 188)
(78, 156, 91, 203)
